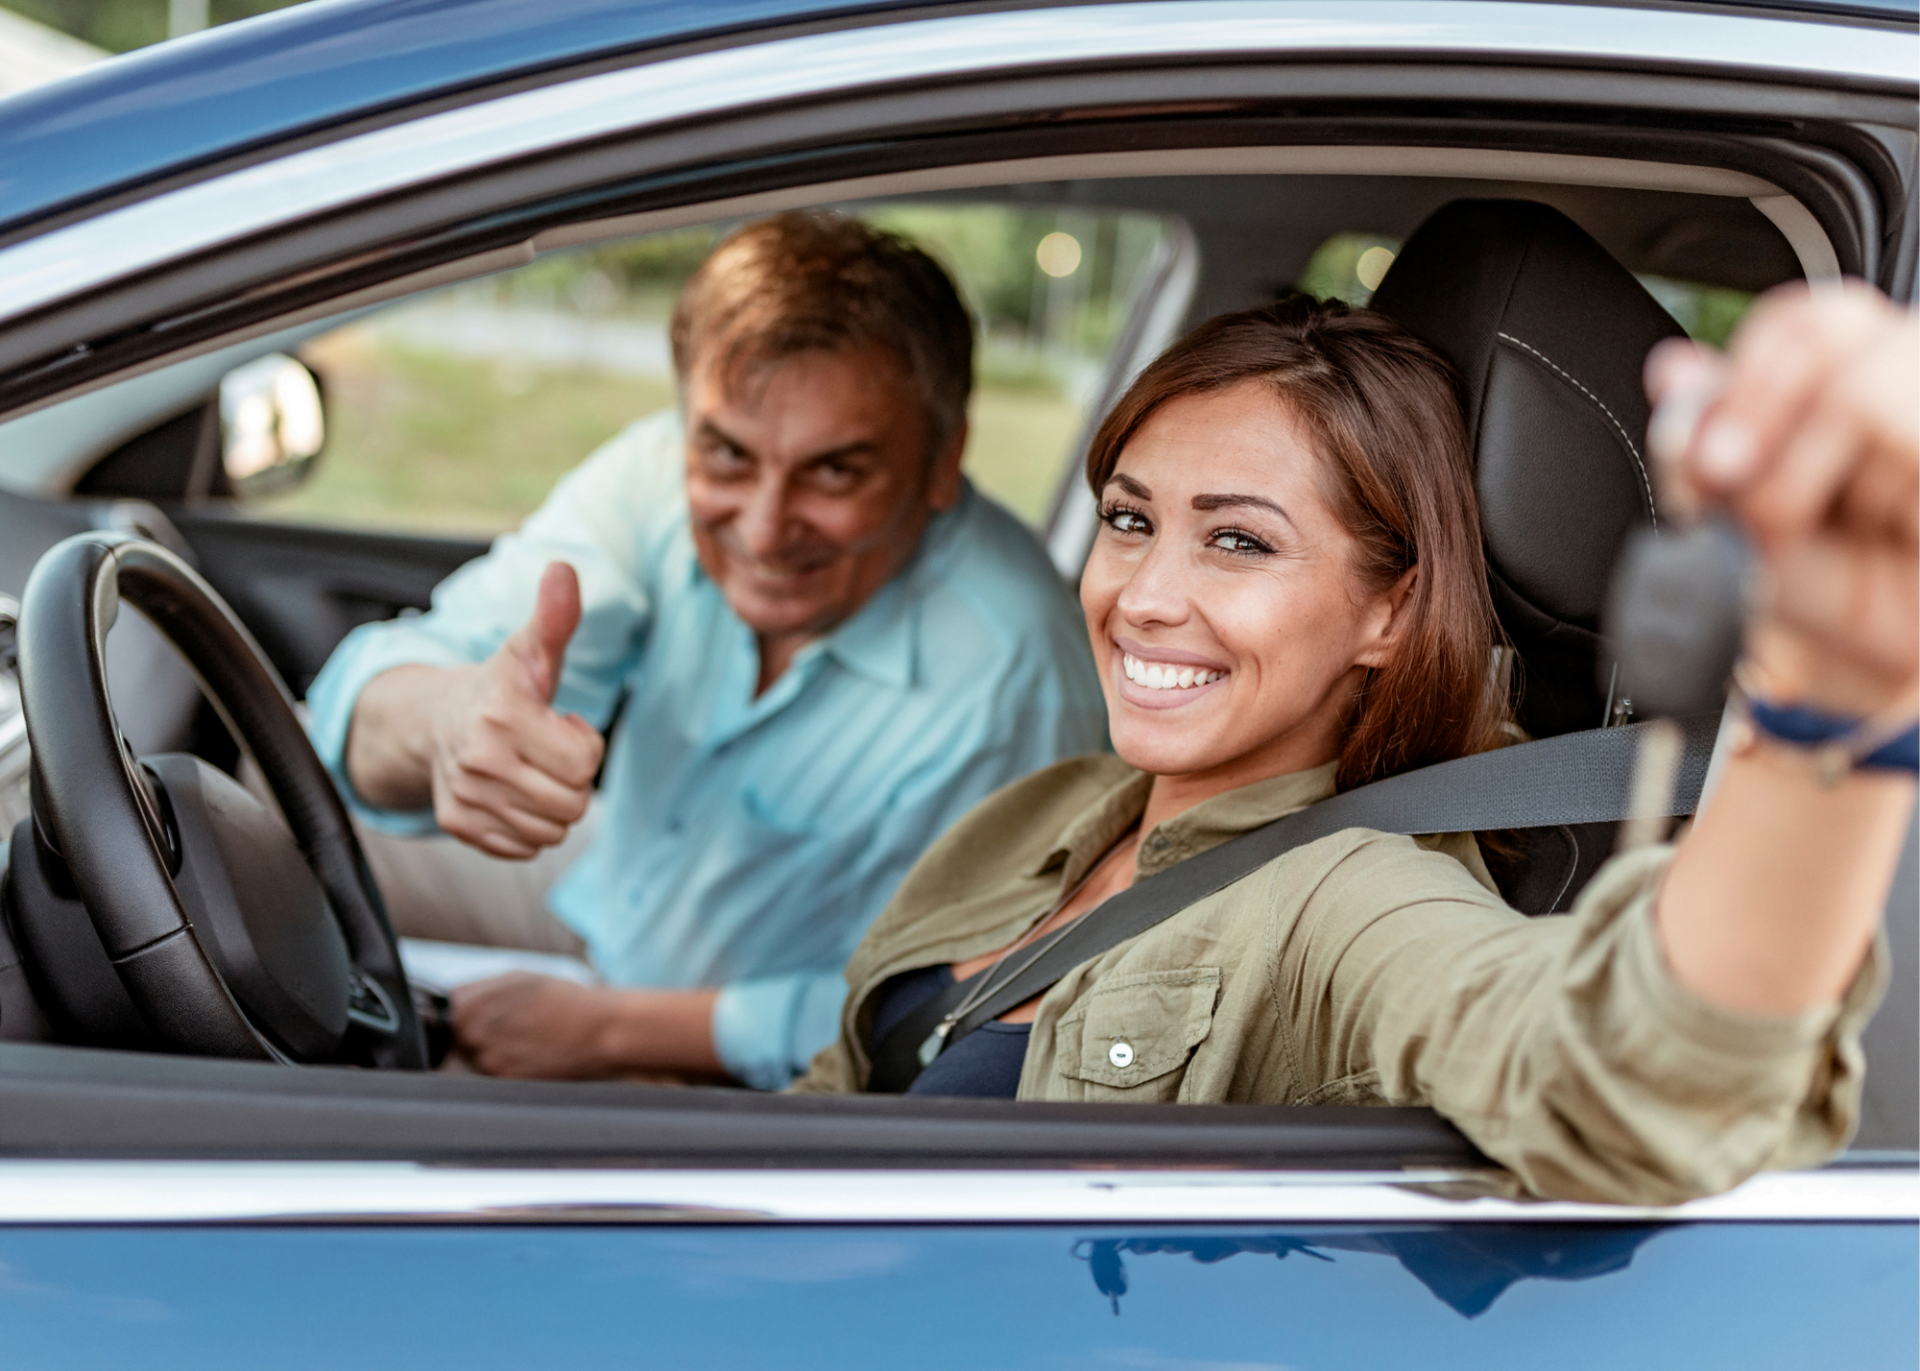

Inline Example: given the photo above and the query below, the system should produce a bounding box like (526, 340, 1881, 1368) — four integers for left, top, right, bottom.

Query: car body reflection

(1075, 1225, 1658, 1318)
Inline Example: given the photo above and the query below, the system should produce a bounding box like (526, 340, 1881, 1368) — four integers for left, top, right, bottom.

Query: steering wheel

(5, 533, 425, 1068)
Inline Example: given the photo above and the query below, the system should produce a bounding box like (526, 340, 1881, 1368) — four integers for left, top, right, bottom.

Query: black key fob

(1604, 518, 1751, 719)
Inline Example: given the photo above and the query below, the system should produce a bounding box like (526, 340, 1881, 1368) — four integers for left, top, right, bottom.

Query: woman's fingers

(1658, 281, 1919, 712)
(1739, 377, 1878, 548)
(1644, 339, 1724, 521)
(1644, 335, 1715, 407)
(1696, 286, 1910, 550)
(1764, 532, 1920, 698)
(1691, 283, 1887, 503)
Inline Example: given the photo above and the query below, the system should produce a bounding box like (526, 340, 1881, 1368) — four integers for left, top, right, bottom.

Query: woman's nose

(1114, 539, 1192, 627)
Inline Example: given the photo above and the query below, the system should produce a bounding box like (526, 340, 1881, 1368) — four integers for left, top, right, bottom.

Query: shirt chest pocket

(1054, 967, 1221, 1100)
(739, 783, 824, 838)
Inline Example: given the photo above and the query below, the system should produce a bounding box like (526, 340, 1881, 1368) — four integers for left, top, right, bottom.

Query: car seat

(1367, 199, 1689, 910)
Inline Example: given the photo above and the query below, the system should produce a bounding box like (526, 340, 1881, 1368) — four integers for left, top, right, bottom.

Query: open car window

(256, 203, 1182, 538)
(1296, 230, 1759, 348)
(0, 0, 1904, 1217)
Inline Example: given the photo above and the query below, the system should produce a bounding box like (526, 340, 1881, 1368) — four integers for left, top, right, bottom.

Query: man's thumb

(519, 561, 582, 702)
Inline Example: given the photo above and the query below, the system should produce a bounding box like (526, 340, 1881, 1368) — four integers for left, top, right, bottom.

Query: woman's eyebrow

(1192, 492, 1295, 526)
(1108, 473, 1152, 500)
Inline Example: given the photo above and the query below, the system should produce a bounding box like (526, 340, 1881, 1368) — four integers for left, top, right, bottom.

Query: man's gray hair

(670, 212, 974, 458)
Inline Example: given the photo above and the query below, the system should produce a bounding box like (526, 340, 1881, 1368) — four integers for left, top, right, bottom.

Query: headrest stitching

(1495, 332, 1657, 532)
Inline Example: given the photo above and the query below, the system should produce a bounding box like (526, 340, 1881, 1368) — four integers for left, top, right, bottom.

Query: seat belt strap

(867, 713, 1717, 1093)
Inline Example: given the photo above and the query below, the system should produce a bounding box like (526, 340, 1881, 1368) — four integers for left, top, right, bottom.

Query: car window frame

(0, 0, 1911, 416)
(0, 3, 1910, 1178)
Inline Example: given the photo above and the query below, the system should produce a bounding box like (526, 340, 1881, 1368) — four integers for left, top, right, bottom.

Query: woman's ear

(1353, 565, 1418, 669)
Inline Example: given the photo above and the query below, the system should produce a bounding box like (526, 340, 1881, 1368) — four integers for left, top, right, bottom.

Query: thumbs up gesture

(422, 561, 607, 859)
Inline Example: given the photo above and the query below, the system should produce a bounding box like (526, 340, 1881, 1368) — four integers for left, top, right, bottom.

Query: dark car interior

(0, 105, 1911, 1164)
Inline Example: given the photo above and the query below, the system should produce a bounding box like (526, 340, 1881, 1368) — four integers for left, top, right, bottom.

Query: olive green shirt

(792, 755, 1886, 1205)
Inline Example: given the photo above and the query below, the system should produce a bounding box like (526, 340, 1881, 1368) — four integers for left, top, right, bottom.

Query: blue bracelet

(1745, 695, 1920, 774)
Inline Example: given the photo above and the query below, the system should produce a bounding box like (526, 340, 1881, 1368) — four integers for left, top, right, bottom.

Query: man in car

(304, 212, 1107, 1087)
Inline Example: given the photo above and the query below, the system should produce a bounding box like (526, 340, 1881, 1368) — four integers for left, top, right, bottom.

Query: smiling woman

(792, 288, 1917, 1209)
(1081, 302, 1499, 795)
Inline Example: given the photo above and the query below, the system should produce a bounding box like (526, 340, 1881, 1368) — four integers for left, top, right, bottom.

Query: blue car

(0, 0, 1912, 1365)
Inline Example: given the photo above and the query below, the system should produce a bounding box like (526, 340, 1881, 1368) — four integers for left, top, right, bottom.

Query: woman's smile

(1112, 634, 1230, 709)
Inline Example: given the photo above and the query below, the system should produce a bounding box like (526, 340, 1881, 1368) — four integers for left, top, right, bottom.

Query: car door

(0, 6, 1911, 1356)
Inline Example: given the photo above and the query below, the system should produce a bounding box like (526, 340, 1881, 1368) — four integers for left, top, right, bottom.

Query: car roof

(0, 0, 1912, 247)
(0, 0, 936, 243)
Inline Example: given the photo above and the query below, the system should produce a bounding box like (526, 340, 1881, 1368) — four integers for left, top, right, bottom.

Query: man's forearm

(345, 663, 466, 810)
(599, 988, 726, 1077)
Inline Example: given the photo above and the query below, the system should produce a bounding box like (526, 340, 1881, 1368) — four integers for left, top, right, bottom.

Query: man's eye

(702, 444, 751, 473)
(805, 461, 865, 492)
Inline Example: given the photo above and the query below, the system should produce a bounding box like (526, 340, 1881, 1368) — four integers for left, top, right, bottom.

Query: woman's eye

(1102, 505, 1151, 535)
(1209, 528, 1274, 556)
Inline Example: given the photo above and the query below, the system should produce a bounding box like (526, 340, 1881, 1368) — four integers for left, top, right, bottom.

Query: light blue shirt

(306, 411, 1107, 1088)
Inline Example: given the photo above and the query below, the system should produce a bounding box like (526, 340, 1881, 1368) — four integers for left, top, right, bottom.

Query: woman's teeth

(1121, 653, 1225, 691)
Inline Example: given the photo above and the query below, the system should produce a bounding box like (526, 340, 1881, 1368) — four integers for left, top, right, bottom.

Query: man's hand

(348, 561, 606, 859)
(450, 973, 725, 1080)
(1646, 282, 1919, 717)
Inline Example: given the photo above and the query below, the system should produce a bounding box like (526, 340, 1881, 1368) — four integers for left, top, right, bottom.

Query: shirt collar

(815, 481, 975, 691)
(817, 576, 917, 690)
(1034, 759, 1342, 887)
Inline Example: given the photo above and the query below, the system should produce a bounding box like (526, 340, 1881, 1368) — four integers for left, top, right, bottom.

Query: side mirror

(218, 353, 325, 499)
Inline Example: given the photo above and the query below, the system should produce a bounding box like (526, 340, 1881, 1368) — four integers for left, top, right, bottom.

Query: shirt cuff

(1582, 846, 1887, 1178)
(303, 621, 470, 836)
(712, 971, 850, 1091)
(1604, 846, 1886, 1069)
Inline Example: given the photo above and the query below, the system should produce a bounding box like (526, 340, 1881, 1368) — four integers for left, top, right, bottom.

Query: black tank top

(868, 965, 1028, 1098)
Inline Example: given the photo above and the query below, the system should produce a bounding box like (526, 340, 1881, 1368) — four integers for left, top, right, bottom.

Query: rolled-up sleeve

(1291, 841, 1887, 1205)
(714, 970, 852, 1092)
(304, 413, 678, 832)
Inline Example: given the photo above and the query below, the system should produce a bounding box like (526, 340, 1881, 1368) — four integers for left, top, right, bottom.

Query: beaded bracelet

(1731, 665, 1920, 785)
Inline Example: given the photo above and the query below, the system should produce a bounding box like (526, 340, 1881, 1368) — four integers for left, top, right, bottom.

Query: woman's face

(1081, 381, 1412, 787)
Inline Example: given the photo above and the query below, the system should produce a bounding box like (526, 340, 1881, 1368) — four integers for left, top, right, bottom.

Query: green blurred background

(4, 0, 294, 51)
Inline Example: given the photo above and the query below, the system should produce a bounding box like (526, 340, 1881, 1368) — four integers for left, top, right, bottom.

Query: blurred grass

(262, 331, 1084, 535)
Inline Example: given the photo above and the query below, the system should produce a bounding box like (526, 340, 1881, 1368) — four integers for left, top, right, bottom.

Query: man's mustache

(707, 530, 844, 577)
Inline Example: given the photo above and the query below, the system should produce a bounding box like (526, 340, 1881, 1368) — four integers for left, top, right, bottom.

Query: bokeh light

(1355, 245, 1397, 292)
(1036, 231, 1083, 278)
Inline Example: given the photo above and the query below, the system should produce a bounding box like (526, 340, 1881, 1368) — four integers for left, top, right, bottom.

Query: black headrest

(1369, 200, 1685, 738)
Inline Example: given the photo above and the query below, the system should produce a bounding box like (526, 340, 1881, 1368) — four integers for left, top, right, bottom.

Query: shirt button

(1108, 1041, 1135, 1069)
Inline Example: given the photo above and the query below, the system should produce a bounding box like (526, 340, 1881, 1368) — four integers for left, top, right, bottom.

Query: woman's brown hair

(1085, 294, 1504, 792)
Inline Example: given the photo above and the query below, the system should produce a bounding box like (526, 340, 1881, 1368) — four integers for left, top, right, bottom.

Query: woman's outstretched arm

(1652, 282, 1918, 1016)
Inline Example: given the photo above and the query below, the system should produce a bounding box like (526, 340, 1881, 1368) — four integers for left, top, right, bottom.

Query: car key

(1604, 370, 1754, 721)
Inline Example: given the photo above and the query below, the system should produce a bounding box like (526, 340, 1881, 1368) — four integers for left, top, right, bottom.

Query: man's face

(683, 344, 966, 645)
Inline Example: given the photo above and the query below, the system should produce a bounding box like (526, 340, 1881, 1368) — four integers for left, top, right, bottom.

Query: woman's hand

(450, 974, 725, 1080)
(1645, 282, 1918, 716)
(1650, 281, 1918, 1018)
